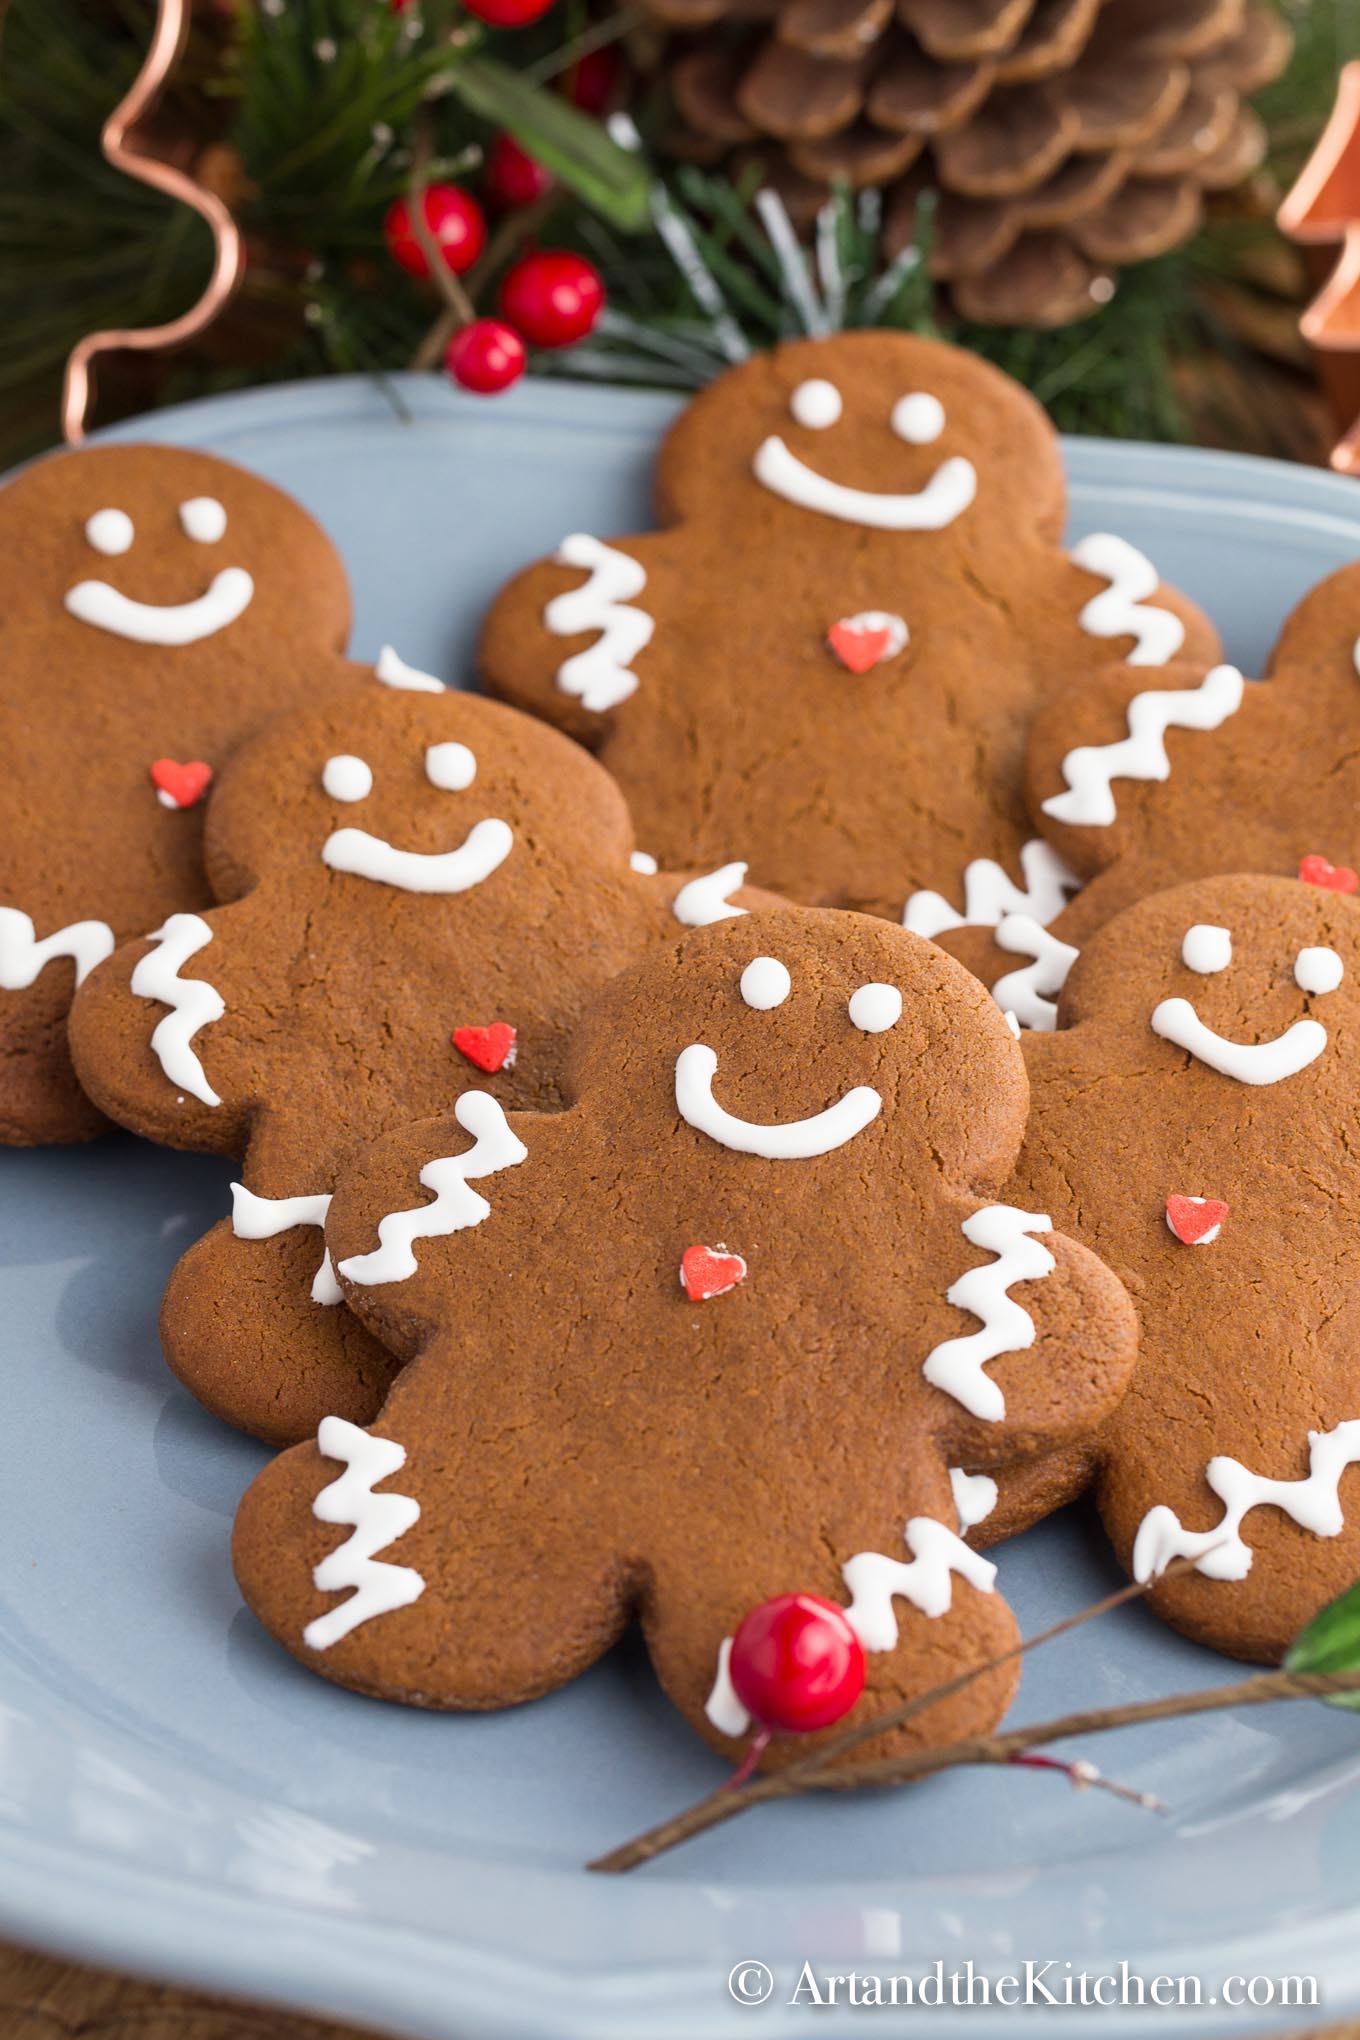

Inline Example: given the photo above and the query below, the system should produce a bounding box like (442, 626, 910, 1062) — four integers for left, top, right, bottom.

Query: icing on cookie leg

(923, 1207, 1056, 1421)
(130, 913, 225, 1108)
(992, 915, 1079, 1033)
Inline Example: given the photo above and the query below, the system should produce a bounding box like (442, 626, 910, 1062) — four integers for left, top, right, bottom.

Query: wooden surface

(0, 1942, 392, 2040)
(3, 1937, 1359, 2040)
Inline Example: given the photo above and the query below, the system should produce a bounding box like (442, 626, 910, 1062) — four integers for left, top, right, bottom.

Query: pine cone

(639, 0, 1292, 325)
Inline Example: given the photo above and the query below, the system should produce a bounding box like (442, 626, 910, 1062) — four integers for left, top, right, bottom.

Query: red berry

(445, 319, 527, 395)
(562, 45, 619, 112)
(499, 251, 604, 350)
(384, 186, 486, 281)
(463, 0, 556, 23)
(728, 1593, 865, 1735)
(484, 133, 554, 213)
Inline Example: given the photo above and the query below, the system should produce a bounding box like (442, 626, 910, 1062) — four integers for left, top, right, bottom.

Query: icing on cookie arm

(1070, 533, 1185, 668)
(129, 913, 225, 1109)
(0, 909, 114, 989)
(1041, 665, 1244, 829)
(923, 1206, 1055, 1421)
(304, 1417, 425, 1649)
(544, 536, 653, 714)
(337, 1091, 528, 1286)
(1134, 1420, 1360, 1584)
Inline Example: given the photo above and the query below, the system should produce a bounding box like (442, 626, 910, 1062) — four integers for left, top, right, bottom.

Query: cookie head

(656, 332, 1065, 550)
(205, 682, 634, 899)
(570, 908, 1029, 1197)
(1063, 875, 1359, 1094)
(3, 443, 349, 661)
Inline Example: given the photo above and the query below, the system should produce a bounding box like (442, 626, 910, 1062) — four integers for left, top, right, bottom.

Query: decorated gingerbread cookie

(1001, 873, 1360, 1661)
(478, 332, 1217, 949)
(68, 680, 777, 1444)
(233, 909, 1136, 1766)
(967, 560, 1360, 1028)
(0, 441, 384, 1144)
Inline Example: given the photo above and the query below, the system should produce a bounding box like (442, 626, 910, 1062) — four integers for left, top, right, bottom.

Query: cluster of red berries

(383, 0, 616, 394)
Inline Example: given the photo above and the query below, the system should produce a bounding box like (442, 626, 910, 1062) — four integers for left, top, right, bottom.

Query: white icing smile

(675, 1042, 881, 1158)
(323, 817, 513, 894)
(754, 383, 976, 531)
(67, 497, 252, 642)
(1151, 933, 1344, 1085)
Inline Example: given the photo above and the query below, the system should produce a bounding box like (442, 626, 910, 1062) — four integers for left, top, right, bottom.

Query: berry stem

(724, 1727, 772, 1792)
(408, 110, 476, 328)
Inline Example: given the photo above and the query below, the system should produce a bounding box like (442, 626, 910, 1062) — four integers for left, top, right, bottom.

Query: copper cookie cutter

(1279, 60, 1360, 477)
(61, 0, 243, 446)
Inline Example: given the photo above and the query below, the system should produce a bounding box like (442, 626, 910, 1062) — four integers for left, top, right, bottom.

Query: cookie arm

(478, 532, 667, 749)
(66, 901, 261, 1154)
(923, 1211, 1138, 1466)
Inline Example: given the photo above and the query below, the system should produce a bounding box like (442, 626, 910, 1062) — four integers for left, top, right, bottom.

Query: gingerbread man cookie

(1001, 874, 1360, 1661)
(0, 441, 383, 1145)
(233, 909, 1136, 1766)
(971, 560, 1360, 1027)
(69, 680, 776, 1444)
(479, 332, 1217, 947)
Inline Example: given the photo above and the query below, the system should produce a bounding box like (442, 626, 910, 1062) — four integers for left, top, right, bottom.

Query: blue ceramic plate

(5, 377, 1360, 2040)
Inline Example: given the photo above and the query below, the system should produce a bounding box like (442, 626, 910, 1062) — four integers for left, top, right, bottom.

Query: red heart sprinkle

(1299, 854, 1358, 894)
(151, 758, 213, 810)
(452, 1022, 517, 1073)
(826, 610, 907, 675)
(1165, 1194, 1228, 1246)
(680, 1243, 747, 1301)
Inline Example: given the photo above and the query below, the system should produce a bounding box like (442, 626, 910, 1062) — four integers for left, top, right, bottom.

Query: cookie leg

(644, 1520, 1022, 1773)
(233, 1394, 631, 1707)
(163, 1216, 402, 1445)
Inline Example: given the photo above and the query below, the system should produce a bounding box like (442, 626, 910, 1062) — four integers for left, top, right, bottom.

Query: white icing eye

(322, 754, 373, 802)
(849, 982, 902, 1033)
(891, 392, 946, 445)
(1295, 946, 1344, 995)
(179, 497, 227, 544)
(790, 379, 842, 430)
(1182, 924, 1232, 974)
(85, 508, 133, 556)
(630, 850, 658, 875)
(426, 741, 476, 792)
(740, 956, 791, 1010)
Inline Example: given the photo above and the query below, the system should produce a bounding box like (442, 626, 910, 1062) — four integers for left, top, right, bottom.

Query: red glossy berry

(562, 45, 619, 112)
(445, 319, 527, 395)
(499, 250, 604, 350)
(728, 1593, 866, 1735)
(384, 186, 486, 281)
(483, 133, 554, 212)
(463, 0, 556, 24)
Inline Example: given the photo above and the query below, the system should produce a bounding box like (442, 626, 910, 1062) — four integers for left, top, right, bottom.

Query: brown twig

(590, 1669, 1360, 1874)
(409, 190, 561, 373)
(586, 1564, 1192, 1879)
(407, 109, 476, 330)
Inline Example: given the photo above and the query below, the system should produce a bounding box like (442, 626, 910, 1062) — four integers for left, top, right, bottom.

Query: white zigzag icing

(1042, 664, 1245, 829)
(337, 1090, 528, 1286)
(923, 1206, 1055, 1422)
(904, 838, 1077, 941)
(703, 1517, 996, 1736)
(0, 908, 114, 989)
(304, 1416, 425, 1650)
(230, 1184, 341, 1305)
(130, 913, 224, 1108)
(992, 913, 1080, 1033)
(545, 535, 653, 713)
(1071, 532, 1185, 667)
(1133, 1419, 1360, 1585)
